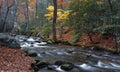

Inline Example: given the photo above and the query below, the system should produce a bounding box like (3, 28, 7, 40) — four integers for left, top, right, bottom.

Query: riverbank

(0, 46, 34, 72)
(48, 30, 120, 53)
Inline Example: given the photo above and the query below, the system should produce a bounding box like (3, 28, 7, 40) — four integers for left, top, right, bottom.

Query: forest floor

(0, 46, 34, 72)
(56, 29, 120, 51)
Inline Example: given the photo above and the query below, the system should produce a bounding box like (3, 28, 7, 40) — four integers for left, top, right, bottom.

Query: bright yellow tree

(44, 5, 71, 38)
(44, 5, 71, 22)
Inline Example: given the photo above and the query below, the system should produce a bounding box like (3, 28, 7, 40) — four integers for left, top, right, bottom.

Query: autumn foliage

(44, 5, 71, 22)
(0, 46, 33, 72)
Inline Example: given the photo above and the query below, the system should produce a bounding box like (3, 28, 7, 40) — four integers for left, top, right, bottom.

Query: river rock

(60, 62, 74, 71)
(47, 65, 57, 70)
(35, 59, 40, 64)
(28, 53, 37, 57)
(7, 38, 21, 48)
(0, 33, 21, 48)
(28, 50, 37, 57)
(55, 61, 65, 66)
(0, 34, 9, 45)
(71, 68, 82, 72)
(36, 62, 49, 69)
(67, 50, 74, 53)
(31, 63, 39, 72)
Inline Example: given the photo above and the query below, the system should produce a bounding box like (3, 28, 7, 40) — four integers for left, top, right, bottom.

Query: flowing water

(15, 35, 120, 72)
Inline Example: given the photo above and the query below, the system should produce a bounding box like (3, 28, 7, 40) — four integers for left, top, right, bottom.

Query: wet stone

(55, 61, 66, 66)
(35, 59, 40, 64)
(36, 62, 49, 69)
(28, 53, 37, 57)
(60, 63, 74, 71)
(27, 49, 37, 57)
(71, 68, 83, 72)
(47, 65, 57, 70)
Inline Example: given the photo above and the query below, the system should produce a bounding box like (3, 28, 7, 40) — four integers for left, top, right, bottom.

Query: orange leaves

(57, 0, 70, 7)
(29, 0, 36, 6)
(18, 11, 25, 20)
(0, 46, 33, 72)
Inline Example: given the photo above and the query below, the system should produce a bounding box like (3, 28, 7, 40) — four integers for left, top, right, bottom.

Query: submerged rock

(31, 63, 39, 72)
(36, 62, 49, 69)
(7, 38, 21, 48)
(28, 50, 37, 57)
(55, 61, 65, 66)
(0, 33, 21, 48)
(47, 65, 57, 70)
(60, 62, 74, 71)
(55, 60, 74, 71)
(28, 53, 37, 57)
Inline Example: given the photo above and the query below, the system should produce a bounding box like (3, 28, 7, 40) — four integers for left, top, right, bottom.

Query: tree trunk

(52, 0, 57, 42)
(108, 0, 118, 50)
(108, 0, 113, 12)
(2, 7, 10, 32)
(25, 0, 29, 30)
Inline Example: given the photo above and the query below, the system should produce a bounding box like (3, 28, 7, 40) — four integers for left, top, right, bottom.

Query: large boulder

(0, 33, 21, 48)
(6, 38, 21, 48)
(0, 33, 8, 46)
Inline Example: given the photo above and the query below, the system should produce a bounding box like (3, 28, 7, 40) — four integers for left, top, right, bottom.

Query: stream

(15, 35, 120, 72)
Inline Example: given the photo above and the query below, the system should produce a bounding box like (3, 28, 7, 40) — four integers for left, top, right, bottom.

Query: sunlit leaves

(29, 0, 35, 6)
(96, 1, 104, 5)
(72, 12, 77, 16)
(44, 12, 53, 20)
(83, 0, 89, 3)
(47, 5, 54, 12)
(44, 5, 71, 22)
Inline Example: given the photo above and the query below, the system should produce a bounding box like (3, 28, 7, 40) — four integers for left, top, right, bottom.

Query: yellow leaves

(62, 10, 71, 19)
(57, 9, 64, 12)
(47, 5, 54, 12)
(45, 5, 71, 22)
(44, 13, 53, 17)
(96, 1, 104, 5)
(72, 12, 77, 16)
(57, 11, 62, 16)
(57, 10, 71, 21)
(83, 0, 89, 3)
(44, 12, 53, 20)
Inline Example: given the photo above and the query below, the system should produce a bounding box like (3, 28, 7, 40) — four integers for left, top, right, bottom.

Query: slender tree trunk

(0, 5, 2, 21)
(108, 0, 118, 50)
(2, 7, 10, 32)
(52, 0, 57, 42)
(108, 0, 113, 12)
(25, 0, 29, 30)
(12, 0, 19, 34)
(36, 0, 38, 17)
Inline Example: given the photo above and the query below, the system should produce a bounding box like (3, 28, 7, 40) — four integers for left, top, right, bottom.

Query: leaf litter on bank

(0, 46, 34, 72)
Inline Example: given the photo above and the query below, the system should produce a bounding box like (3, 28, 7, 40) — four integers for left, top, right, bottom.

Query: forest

(0, 0, 120, 72)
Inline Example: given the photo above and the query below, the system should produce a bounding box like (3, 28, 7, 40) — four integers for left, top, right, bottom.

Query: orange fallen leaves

(0, 46, 34, 72)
